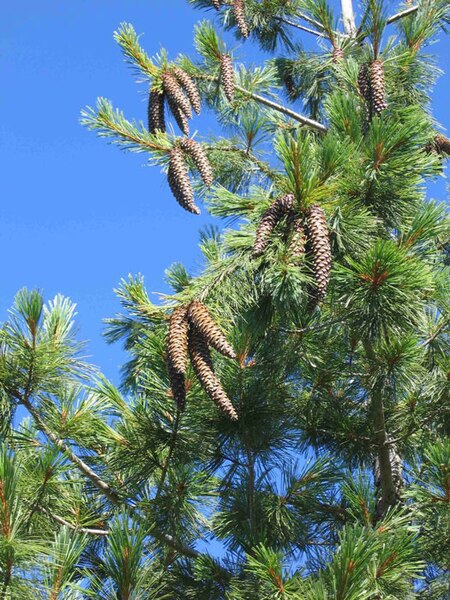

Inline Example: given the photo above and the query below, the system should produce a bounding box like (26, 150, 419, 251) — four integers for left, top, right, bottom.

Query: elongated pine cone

(167, 358, 186, 411)
(173, 67, 201, 115)
(168, 147, 200, 214)
(212, 0, 221, 9)
(167, 95, 190, 136)
(357, 63, 371, 103)
(188, 301, 236, 359)
(148, 90, 165, 134)
(162, 71, 192, 120)
(306, 204, 331, 301)
(188, 327, 238, 420)
(233, 0, 249, 38)
(288, 215, 306, 259)
(220, 54, 235, 102)
(168, 306, 189, 374)
(369, 59, 387, 117)
(253, 193, 295, 257)
(180, 138, 214, 186)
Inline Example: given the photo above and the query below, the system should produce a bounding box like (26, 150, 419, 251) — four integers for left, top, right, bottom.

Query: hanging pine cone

(167, 96, 190, 136)
(220, 54, 235, 102)
(167, 306, 189, 374)
(148, 89, 165, 134)
(306, 204, 331, 302)
(369, 59, 387, 117)
(233, 0, 249, 38)
(357, 63, 371, 103)
(179, 138, 214, 187)
(212, 0, 221, 9)
(288, 214, 306, 260)
(332, 47, 345, 63)
(253, 194, 295, 258)
(188, 301, 236, 359)
(188, 326, 238, 420)
(172, 67, 201, 115)
(162, 71, 192, 120)
(167, 358, 186, 411)
(168, 147, 200, 214)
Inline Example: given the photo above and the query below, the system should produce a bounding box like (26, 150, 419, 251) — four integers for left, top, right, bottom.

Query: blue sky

(1, 0, 449, 384)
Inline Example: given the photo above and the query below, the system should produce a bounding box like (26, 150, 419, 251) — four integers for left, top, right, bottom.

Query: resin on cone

(253, 194, 295, 257)
(188, 326, 238, 420)
(180, 138, 214, 187)
(168, 147, 200, 214)
(306, 204, 331, 301)
(188, 301, 236, 359)
(172, 67, 201, 115)
(148, 90, 165, 134)
(167, 306, 189, 374)
(220, 54, 235, 102)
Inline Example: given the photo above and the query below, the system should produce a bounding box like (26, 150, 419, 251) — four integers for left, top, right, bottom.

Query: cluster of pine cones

(358, 59, 388, 119)
(253, 194, 332, 302)
(148, 66, 201, 136)
(212, 0, 249, 38)
(167, 301, 238, 420)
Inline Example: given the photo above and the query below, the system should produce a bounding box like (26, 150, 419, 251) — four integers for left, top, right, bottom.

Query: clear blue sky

(1, 1, 449, 383)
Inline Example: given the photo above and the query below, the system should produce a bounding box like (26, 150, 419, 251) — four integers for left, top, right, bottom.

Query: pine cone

(212, 0, 221, 9)
(233, 0, 249, 38)
(357, 63, 371, 103)
(162, 71, 192, 120)
(168, 147, 200, 214)
(188, 326, 238, 420)
(369, 59, 387, 117)
(167, 95, 190, 136)
(288, 214, 306, 260)
(253, 194, 295, 258)
(179, 138, 214, 187)
(172, 67, 201, 115)
(148, 89, 165, 134)
(167, 306, 189, 374)
(220, 54, 235, 102)
(433, 134, 450, 156)
(188, 301, 236, 359)
(167, 357, 186, 411)
(332, 47, 344, 63)
(306, 204, 331, 302)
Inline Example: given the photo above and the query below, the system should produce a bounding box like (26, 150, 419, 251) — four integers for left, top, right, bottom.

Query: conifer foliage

(1, 0, 450, 598)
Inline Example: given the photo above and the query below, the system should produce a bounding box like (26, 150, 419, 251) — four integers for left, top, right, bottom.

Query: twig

(276, 16, 326, 38)
(234, 84, 327, 132)
(38, 507, 109, 536)
(386, 5, 419, 25)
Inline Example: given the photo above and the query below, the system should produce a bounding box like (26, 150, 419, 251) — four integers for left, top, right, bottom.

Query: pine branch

(234, 84, 327, 132)
(363, 340, 397, 519)
(275, 16, 326, 38)
(38, 506, 109, 536)
(340, 0, 356, 36)
(387, 5, 419, 25)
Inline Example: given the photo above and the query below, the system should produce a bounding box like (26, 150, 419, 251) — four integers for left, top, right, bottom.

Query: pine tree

(1, 1, 450, 598)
